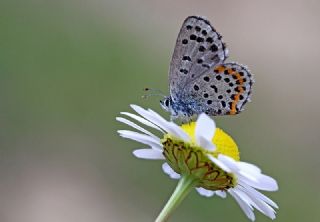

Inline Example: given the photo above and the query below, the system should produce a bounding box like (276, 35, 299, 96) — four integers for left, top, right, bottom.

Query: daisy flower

(117, 105, 278, 221)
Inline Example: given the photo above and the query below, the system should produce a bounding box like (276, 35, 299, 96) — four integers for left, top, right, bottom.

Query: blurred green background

(1, 0, 319, 221)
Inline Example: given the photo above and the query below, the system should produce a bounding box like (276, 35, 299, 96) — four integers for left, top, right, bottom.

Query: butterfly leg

(170, 114, 178, 122)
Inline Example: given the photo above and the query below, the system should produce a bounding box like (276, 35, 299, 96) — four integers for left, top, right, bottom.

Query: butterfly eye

(165, 99, 170, 107)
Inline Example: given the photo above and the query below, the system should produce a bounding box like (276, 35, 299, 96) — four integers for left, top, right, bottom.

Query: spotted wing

(169, 16, 228, 102)
(185, 62, 253, 116)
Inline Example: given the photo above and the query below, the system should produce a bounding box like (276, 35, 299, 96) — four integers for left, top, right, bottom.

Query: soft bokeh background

(1, 0, 319, 221)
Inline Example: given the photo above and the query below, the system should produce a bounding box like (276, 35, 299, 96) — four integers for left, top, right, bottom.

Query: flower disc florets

(162, 122, 239, 191)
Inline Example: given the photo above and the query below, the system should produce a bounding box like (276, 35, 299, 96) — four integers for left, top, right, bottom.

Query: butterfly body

(161, 16, 253, 120)
(161, 96, 199, 120)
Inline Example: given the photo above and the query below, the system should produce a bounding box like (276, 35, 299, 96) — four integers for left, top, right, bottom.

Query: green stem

(155, 175, 198, 222)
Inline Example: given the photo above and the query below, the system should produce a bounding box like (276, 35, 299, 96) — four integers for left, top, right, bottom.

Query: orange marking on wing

(230, 71, 244, 115)
(226, 68, 233, 75)
(214, 65, 225, 73)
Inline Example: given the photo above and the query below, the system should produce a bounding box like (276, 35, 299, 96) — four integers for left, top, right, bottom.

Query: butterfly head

(160, 96, 173, 112)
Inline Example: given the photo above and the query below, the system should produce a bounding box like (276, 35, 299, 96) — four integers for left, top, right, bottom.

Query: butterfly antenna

(144, 87, 165, 94)
(142, 88, 166, 99)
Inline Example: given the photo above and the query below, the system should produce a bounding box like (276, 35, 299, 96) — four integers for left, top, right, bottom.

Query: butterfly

(160, 16, 253, 121)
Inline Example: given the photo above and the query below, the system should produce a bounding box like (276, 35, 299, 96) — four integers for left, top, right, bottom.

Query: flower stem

(155, 175, 198, 222)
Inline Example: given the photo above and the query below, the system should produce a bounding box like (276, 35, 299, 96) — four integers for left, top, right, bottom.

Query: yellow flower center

(180, 122, 240, 161)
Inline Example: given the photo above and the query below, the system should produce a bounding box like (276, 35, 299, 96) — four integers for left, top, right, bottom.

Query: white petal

(133, 149, 165, 160)
(131, 105, 189, 141)
(257, 174, 279, 191)
(254, 174, 278, 191)
(116, 117, 158, 139)
(118, 130, 160, 144)
(207, 155, 231, 173)
(121, 111, 164, 133)
(229, 189, 255, 221)
(215, 190, 227, 198)
(118, 130, 162, 150)
(148, 109, 190, 141)
(238, 173, 278, 191)
(237, 162, 261, 175)
(130, 105, 170, 132)
(238, 170, 260, 183)
(238, 186, 277, 220)
(238, 183, 278, 209)
(218, 154, 240, 172)
(222, 157, 277, 192)
(196, 187, 215, 197)
(167, 122, 191, 141)
(195, 113, 216, 146)
(162, 162, 181, 179)
(232, 187, 257, 209)
(197, 135, 216, 151)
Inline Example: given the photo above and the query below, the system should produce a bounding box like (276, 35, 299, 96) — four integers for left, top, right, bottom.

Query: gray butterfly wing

(169, 16, 228, 102)
(185, 62, 254, 116)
